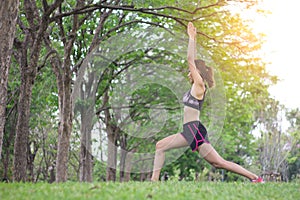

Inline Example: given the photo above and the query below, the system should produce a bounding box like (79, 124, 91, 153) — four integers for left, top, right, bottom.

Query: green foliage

(285, 108, 300, 181)
(129, 83, 179, 126)
(5, 0, 285, 182)
(93, 160, 107, 182)
(172, 150, 205, 181)
(74, 0, 275, 182)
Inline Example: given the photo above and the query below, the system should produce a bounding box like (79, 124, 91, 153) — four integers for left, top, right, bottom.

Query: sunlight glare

(246, 0, 300, 109)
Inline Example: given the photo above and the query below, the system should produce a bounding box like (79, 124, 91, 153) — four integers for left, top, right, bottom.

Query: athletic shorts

(180, 120, 210, 152)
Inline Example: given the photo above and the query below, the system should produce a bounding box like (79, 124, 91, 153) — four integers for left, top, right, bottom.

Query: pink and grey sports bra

(183, 89, 206, 111)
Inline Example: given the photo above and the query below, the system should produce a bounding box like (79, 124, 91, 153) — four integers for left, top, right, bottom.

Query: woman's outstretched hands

(187, 22, 197, 40)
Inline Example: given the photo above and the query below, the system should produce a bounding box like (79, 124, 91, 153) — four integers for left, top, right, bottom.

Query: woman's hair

(194, 59, 215, 88)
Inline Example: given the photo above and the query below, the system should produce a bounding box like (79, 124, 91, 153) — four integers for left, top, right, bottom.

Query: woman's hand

(187, 22, 197, 39)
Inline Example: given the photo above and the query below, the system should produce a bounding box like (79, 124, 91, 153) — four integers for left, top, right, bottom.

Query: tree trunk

(103, 92, 117, 181)
(195, 171, 199, 181)
(124, 149, 136, 182)
(119, 151, 126, 182)
(79, 107, 93, 182)
(13, 0, 56, 182)
(140, 172, 146, 182)
(0, 0, 19, 160)
(2, 110, 17, 182)
(106, 131, 117, 181)
(13, 66, 35, 181)
(49, 164, 56, 183)
(119, 135, 127, 182)
(27, 141, 38, 182)
(106, 122, 118, 182)
(2, 133, 12, 181)
(48, 43, 74, 183)
(77, 66, 99, 182)
(55, 76, 73, 182)
(52, 0, 82, 182)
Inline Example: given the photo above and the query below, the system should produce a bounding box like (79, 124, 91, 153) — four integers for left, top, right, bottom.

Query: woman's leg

(199, 143, 258, 180)
(151, 133, 188, 181)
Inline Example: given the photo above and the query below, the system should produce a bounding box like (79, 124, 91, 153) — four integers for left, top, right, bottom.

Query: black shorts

(180, 120, 210, 152)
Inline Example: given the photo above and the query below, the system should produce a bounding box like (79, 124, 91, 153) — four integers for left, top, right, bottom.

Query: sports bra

(183, 89, 206, 111)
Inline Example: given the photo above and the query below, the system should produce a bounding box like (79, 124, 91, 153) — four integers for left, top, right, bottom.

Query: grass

(0, 181, 299, 200)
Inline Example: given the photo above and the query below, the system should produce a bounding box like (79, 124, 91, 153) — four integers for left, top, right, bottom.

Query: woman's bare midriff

(183, 106, 200, 124)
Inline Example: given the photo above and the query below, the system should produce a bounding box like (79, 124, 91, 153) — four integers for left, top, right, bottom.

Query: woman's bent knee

(155, 140, 165, 151)
(211, 160, 226, 169)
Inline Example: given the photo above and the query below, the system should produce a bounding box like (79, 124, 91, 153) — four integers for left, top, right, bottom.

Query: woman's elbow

(187, 55, 193, 61)
(187, 58, 195, 66)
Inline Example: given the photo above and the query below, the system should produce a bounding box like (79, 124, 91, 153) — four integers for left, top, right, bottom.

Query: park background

(0, 0, 299, 188)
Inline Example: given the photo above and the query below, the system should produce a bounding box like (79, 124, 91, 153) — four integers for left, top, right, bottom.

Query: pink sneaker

(251, 177, 264, 183)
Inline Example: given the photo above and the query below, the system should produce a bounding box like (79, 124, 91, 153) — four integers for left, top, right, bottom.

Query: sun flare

(242, 0, 300, 109)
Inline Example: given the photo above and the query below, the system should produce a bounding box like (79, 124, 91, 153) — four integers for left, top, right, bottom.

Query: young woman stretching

(150, 22, 264, 183)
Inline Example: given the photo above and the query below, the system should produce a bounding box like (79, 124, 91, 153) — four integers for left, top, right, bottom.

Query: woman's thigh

(157, 133, 189, 151)
(198, 143, 220, 160)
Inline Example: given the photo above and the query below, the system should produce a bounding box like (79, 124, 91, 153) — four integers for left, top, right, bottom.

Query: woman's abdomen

(183, 106, 200, 124)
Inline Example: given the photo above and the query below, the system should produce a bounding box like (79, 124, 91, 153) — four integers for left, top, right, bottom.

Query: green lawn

(0, 181, 299, 200)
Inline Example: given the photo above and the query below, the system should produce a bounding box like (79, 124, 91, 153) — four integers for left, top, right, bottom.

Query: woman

(150, 22, 264, 183)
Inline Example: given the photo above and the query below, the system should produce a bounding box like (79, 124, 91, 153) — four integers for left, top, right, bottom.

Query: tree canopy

(0, 0, 298, 183)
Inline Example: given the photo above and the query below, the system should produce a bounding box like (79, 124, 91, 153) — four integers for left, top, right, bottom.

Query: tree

(72, 0, 274, 182)
(0, 0, 19, 161)
(257, 99, 296, 181)
(285, 108, 300, 181)
(4, 0, 276, 182)
(12, 0, 63, 182)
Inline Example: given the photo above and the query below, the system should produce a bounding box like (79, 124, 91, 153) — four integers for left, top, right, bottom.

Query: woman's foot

(251, 177, 264, 183)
